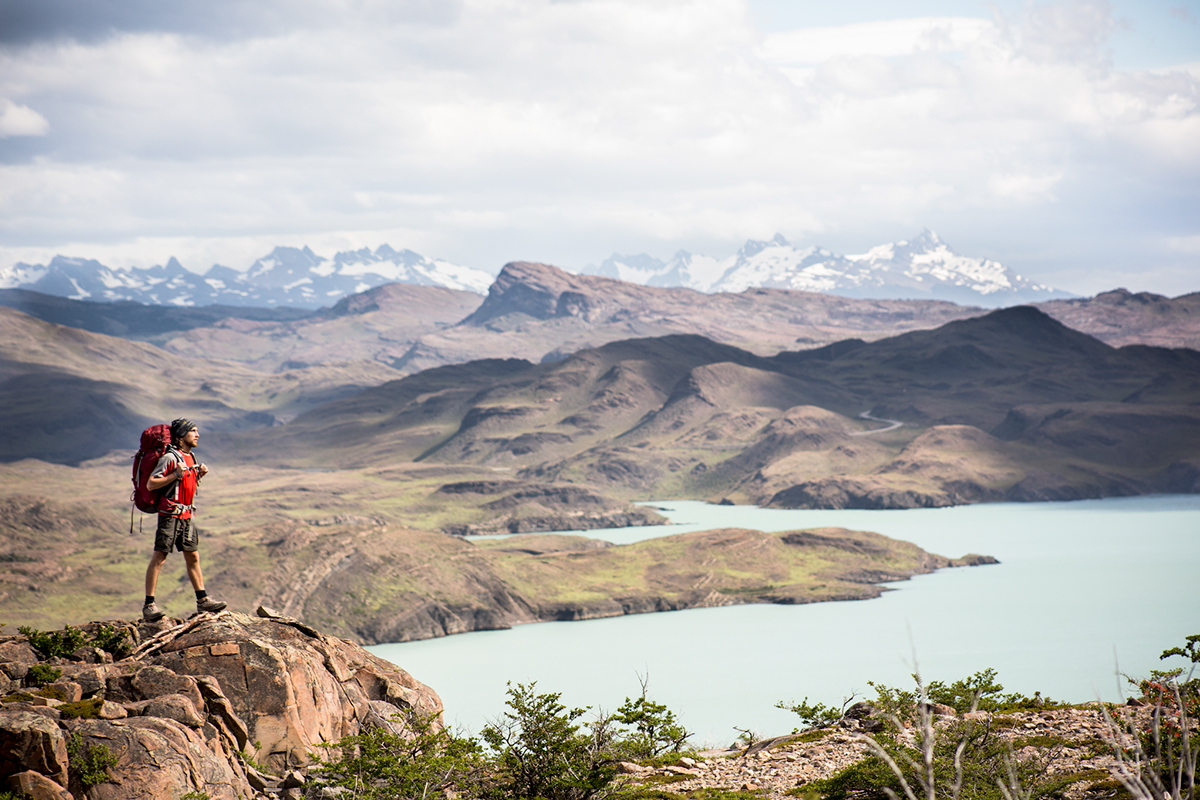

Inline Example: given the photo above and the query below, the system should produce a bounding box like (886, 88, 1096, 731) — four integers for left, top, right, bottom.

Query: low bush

(481, 682, 621, 800)
(18, 625, 88, 660)
(775, 697, 851, 731)
(25, 664, 62, 686)
(90, 624, 133, 659)
(18, 623, 133, 661)
(314, 708, 483, 800)
(613, 680, 691, 759)
(66, 732, 119, 789)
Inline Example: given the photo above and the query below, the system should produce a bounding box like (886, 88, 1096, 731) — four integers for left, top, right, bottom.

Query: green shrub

(481, 681, 621, 800)
(25, 664, 62, 686)
(90, 624, 133, 659)
(18, 625, 88, 660)
(926, 669, 1058, 714)
(863, 669, 1055, 724)
(613, 683, 691, 758)
(314, 708, 483, 800)
(775, 697, 847, 731)
(66, 732, 119, 789)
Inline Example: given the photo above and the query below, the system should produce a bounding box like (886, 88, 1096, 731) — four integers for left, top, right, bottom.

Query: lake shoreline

(371, 495, 1200, 743)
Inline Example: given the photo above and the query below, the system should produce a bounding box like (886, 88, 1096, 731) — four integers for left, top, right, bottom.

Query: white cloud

(0, 0, 1196, 295)
(987, 172, 1064, 202)
(758, 17, 994, 64)
(0, 99, 49, 136)
(1164, 234, 1200, 254)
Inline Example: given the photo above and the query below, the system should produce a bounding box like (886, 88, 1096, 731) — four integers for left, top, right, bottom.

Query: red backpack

(131, 424, 172, 516)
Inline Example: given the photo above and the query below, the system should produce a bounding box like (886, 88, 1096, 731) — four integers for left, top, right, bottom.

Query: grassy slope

(0, 458, 964, 643)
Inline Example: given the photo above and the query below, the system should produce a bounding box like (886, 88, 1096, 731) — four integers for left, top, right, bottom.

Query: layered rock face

(0, 609, 441, 799)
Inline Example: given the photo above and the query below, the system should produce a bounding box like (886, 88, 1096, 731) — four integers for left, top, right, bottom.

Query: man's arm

(147, 453, 185, 491)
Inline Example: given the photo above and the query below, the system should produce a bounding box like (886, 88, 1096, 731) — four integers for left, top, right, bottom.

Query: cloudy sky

(1, 0, 1197, 297)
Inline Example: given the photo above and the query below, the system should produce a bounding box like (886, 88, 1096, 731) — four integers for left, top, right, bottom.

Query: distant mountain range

(1, 230, 1072, 309)
(582, 230, 1073, 307)
(0, 245, 496, 308)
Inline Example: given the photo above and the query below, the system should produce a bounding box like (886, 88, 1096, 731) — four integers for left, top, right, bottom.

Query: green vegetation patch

(59, 697, 104, 720)
(66, 733, 119, 789)
(35, 685, 68, 701)
(2, 692, 38, 704)
(26, 664, 62, 686)
(18, 624, 88, 659)
(485, 526, 935, 611)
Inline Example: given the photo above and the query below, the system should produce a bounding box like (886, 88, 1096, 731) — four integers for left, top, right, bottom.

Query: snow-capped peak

(0, 244, 494, 308)
(577, 230, 1072, 307)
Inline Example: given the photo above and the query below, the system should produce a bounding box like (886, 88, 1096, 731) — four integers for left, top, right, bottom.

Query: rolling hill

(236, 306, 1200, 508)
(0, 306, 397, 463)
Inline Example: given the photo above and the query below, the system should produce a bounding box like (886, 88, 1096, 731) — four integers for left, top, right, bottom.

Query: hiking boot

(196, 596, 227, 614)
(142, 602, 165, 622)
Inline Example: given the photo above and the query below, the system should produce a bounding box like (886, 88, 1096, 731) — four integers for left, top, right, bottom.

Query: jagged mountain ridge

(3, 230, 1068, 311)
(392, 260, 987, 374)
(0, 244, 494, 309)
(586, 230, 1072, 307)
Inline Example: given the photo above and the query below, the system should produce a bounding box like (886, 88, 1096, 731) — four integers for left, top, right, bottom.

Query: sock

(145, 596, 154, 606)
(196, 589, 208, 601)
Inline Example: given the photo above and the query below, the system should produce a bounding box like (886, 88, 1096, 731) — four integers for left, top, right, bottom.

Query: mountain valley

(1, 264, 1197, 638)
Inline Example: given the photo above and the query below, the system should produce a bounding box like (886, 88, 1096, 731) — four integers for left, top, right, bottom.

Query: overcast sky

(0, 0, 1197, 297)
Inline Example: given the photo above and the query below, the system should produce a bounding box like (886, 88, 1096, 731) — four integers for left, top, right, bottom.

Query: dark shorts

(154, 515, 198, 553)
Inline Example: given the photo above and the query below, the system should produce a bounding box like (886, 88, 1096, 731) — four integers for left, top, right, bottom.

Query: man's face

(181, 427, 199, 448)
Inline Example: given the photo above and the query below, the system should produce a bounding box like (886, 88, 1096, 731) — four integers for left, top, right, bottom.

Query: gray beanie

(170, 418, 197, 443)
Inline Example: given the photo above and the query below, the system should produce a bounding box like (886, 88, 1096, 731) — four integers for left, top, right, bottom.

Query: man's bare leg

(183, 550, 205, 592)
(145, 550, 168, 597)
(143, 550, 169, 621)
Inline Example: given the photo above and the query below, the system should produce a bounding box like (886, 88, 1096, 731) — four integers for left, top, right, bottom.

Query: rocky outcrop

(438, 480, 668, 536)
(766, 477, 999, 510)
(0, 608, 441, 799)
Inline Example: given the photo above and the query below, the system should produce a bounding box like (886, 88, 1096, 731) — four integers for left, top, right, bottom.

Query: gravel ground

(621, 705, 1150, 800)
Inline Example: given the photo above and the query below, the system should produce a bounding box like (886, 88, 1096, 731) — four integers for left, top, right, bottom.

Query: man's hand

(197, 463, 209, 479)
(174, 462, 185, 480)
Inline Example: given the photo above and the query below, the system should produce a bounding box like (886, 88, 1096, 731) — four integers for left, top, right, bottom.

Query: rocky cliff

(0, 608, 440, 799)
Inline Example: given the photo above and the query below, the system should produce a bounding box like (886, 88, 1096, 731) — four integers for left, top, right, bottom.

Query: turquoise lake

(369, 496, 1200, 747)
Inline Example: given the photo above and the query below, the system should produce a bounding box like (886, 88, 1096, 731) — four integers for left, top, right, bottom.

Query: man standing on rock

(142, 418, 227, 621)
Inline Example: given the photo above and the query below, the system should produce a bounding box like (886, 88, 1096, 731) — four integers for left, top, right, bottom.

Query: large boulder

(66, 716, 248, 800)
(7, 770, 73, 800)
(133, 610, 442, 771)
(0, 710, 69, 786)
